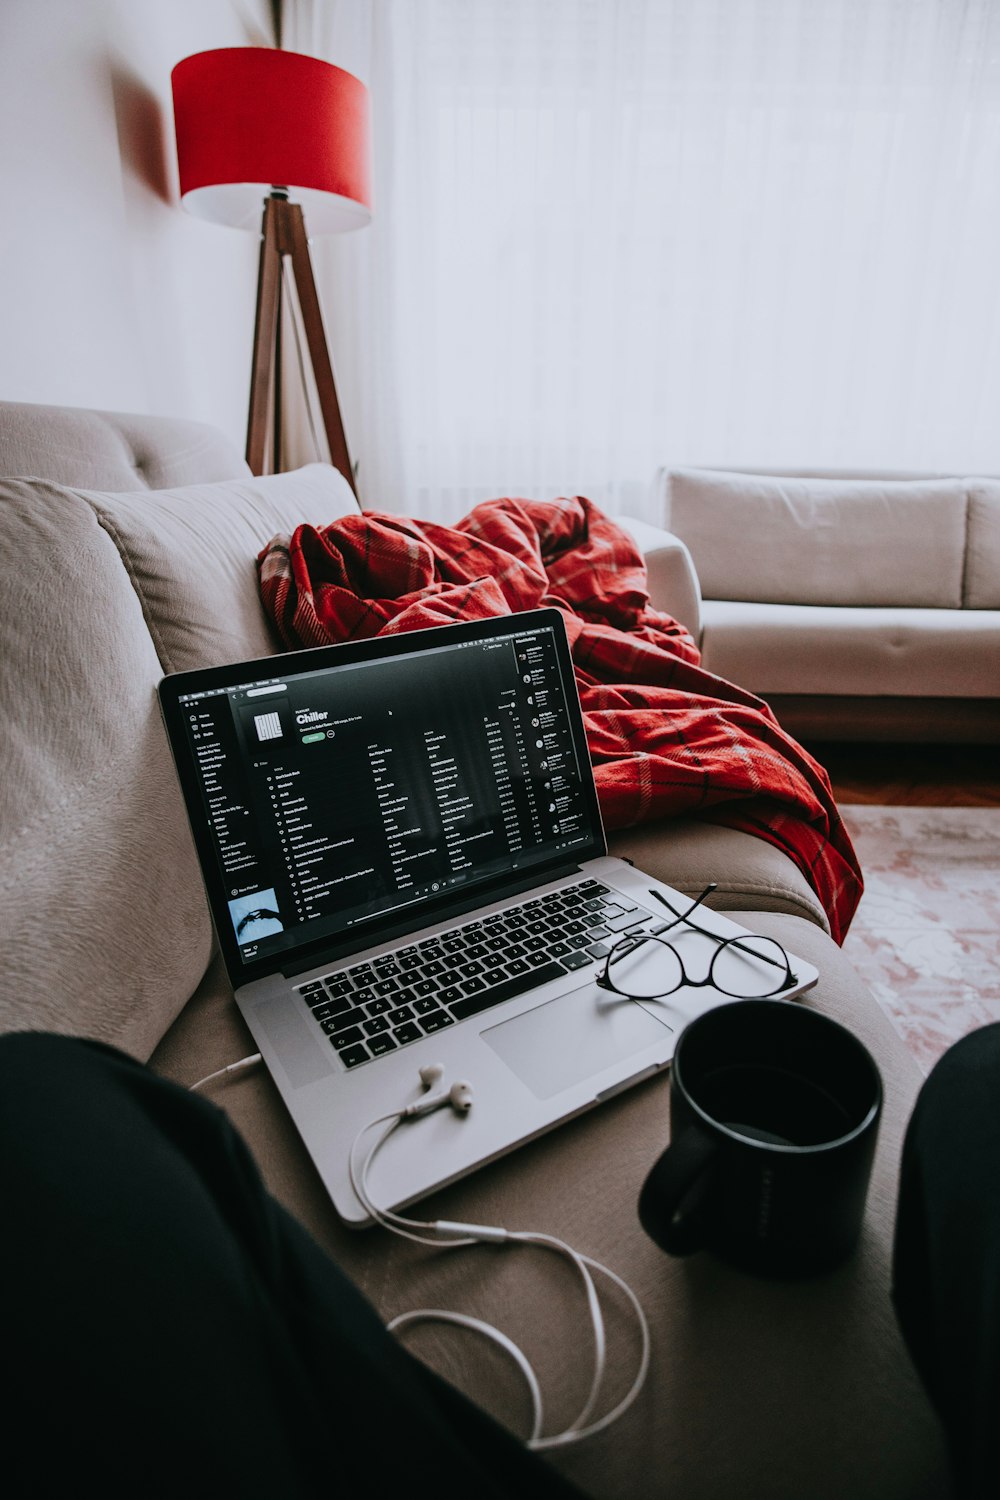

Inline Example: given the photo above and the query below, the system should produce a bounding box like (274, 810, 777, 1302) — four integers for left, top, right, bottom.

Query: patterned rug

(839, 805, 1000, 1075)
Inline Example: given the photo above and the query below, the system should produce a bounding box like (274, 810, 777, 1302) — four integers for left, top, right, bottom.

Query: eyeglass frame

(594, 883, 799, 1003)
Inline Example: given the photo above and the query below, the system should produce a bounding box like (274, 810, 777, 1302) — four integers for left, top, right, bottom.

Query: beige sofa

(656, 466, 1000, 743)
(0, 400, 951, 1499)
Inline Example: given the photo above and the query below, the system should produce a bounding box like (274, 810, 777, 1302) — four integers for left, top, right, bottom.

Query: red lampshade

(171, 47, 372, 233)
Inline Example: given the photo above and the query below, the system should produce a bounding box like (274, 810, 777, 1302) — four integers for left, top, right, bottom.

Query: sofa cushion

(607, 817, 830, 932)
(700, 599, 1000, 697)
(965, 481, 1000, 608)
(0, 479, 211, 1059)
(149, 914, 948, 1500)
(0, 466, 357, 1060)
(0, 400, 249, 490)
(73, 464, 358, 673)
(664, 469, 968, 608)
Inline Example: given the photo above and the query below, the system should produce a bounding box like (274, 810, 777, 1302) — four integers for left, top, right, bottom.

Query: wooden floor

(803, 741, 1000, 807)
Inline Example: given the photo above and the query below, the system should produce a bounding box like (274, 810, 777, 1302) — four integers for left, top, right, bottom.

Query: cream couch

(0, 400, 950, 1499)
(656, 466, 1000, 743)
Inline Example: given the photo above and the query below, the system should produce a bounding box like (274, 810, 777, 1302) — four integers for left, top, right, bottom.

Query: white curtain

(284, 0, 1000, 524)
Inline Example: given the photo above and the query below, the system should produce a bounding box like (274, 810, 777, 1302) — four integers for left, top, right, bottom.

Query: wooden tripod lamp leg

(245, 195, 359, 499)
(284, 202, 358, 497)
(246, 197, 283, 477)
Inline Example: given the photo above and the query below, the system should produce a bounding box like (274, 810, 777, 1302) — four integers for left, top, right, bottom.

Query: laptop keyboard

(295, 879, 654, 1070)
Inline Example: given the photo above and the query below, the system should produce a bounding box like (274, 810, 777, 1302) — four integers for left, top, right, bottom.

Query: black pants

(893, 1022, 1000, 1500)
(0, 1032, 584, 1498)
(2, 1028, 996, 1498)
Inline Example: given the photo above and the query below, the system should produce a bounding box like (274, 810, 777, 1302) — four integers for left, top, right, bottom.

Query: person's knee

(931, 1020, 1000, 1079)
(905, 1032, 1000, 1230)
(0, 1031, 145, 1161)
(910, 1022, 1000, 1142)
(0, 1029, 127, 1096)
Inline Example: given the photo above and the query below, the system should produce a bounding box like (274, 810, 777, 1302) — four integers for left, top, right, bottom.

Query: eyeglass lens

(605, 932, 791, 1001)
(709, 935, 792, 998)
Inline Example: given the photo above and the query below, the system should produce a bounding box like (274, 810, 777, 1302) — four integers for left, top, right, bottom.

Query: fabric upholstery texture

(665, 468, 968, 607)
(150, 916, 950, 1500)
(965, 482, 1000, 608)
(0, 479, 212, 1058)
(75, 465, 359, 674)
(0, 405, 830, 1057)
(0, 464, 359, 1056)
(0, 400, 249, 490)
(0, 401, 953, 1499)
(606, 816, 829, 932)
(701, 599, 1000, 697)
(656, 464, 999, 733)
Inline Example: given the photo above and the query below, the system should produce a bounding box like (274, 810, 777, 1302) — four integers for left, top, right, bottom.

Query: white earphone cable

(350, 1075, 651, 1452)
(349, 1114, 481, 1247)
(529, 1249, 651, 1449)
(188, 1053, 262, 1093)
(190, 1058, 650, 1446)
(388, 1309, 547, 1447)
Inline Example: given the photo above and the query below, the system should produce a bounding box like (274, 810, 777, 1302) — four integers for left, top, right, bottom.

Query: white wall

(0, 0, 276, 450)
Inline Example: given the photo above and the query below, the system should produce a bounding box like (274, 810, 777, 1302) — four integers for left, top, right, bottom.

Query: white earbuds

(348, 1064, 651, 1452)
(402, 1065, 474, 1118)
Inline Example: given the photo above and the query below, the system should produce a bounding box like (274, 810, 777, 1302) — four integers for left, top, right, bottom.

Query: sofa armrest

(616, 514, 703, 642)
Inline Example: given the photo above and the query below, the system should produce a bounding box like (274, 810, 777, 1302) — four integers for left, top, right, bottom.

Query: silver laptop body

(159, 608, 818, 1226)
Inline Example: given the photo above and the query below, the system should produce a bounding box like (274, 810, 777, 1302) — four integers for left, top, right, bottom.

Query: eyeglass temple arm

(650, 884, 717, 927)
(650, 886, 797, 984)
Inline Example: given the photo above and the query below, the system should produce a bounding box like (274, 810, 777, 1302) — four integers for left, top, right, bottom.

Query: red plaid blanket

(258, 495, 862, 943)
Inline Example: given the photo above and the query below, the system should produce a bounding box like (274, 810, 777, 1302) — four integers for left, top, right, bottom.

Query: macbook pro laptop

(158, 608, 818, 1226)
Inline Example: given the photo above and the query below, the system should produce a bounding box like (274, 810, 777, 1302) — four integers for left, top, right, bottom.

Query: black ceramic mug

(638, 999, 883, 1277)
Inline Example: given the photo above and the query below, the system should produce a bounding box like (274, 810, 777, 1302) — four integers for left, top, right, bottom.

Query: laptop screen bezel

(157, 608, 609, 987)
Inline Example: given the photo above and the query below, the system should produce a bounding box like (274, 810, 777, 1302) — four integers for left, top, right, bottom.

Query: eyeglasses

(595, 884, 798, 1003)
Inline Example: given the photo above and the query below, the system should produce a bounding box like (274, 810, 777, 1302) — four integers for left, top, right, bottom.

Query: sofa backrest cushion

(964, 482, 1000, 609)
(0, 478, 209, 1060)
(0, 456, 357, 1061)
(664, 469, 968, 607)
(75, 465, 357, 674)
(0, 400, 249, 490)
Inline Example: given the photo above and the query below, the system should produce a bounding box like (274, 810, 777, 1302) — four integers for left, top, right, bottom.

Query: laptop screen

(159, 610, 606, 982)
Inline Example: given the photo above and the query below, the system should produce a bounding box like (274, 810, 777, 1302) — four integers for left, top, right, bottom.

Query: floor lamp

(171, 48, 372, 491)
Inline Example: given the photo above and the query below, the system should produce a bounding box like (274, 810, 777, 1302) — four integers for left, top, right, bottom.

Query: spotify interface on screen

(177, 623, 595, 966)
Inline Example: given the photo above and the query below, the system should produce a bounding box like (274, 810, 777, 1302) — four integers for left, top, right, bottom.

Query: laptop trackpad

(482, 989, 673, 1100)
